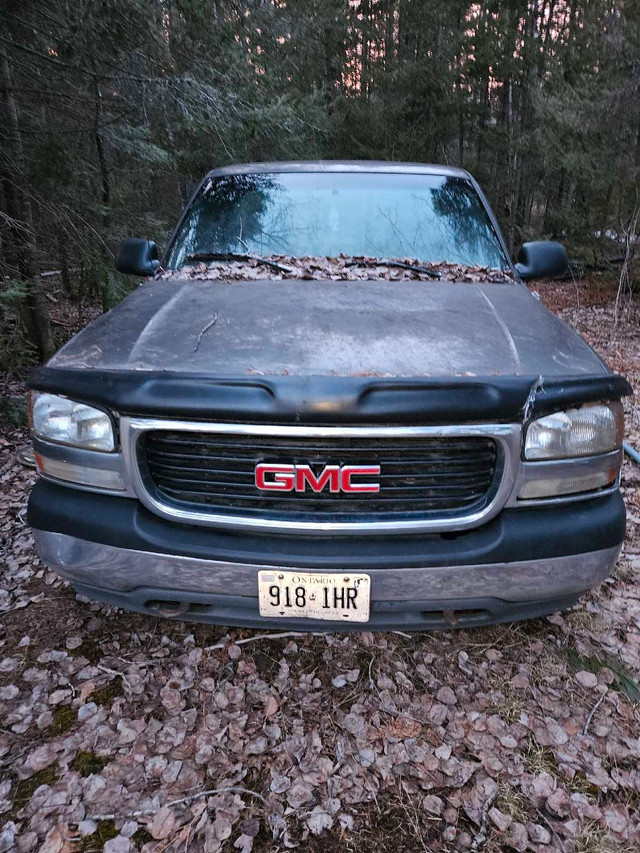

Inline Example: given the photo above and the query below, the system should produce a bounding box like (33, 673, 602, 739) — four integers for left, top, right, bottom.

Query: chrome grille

(140, 430, 500, 522)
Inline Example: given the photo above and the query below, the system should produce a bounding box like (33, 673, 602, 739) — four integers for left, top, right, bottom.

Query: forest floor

(0, 277, 639, 853)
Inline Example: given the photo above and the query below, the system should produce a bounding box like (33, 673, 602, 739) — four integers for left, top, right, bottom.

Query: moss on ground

(73, 820, 154, 851)
(81, 820, 119, 851)
(9, 764, 59, 821)
(71, 751, 110, 777)
(72, 638, 104, 665)
(91, 679, 125, 707)
(132, 827, 153, 845)
(50, 703, 77, 736)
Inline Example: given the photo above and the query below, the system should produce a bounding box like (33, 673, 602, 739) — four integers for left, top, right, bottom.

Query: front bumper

(29, 480, 625, 629)
(35, 529, 619, 629)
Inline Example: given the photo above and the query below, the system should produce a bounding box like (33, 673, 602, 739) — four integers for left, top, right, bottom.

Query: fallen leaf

(234, 834, 254, 853)
(575, 670, 598, 688)
(286, 781, 313, 809)
(489, 807, 511, 832)
(306, 808, 333, 835)
(148, 806, 176, 840)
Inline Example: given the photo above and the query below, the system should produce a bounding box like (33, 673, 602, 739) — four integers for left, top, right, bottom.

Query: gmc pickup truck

(27, 161, 631, 630)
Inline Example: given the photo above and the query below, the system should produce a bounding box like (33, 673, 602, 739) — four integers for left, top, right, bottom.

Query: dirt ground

(0, 278, 639, 853)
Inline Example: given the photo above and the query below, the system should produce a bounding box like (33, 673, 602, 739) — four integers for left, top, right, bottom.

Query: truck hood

(48, 278, 607, 377)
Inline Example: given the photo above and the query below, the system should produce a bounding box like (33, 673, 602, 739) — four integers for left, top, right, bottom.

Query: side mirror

(515, 241, 568, 281)
(116, 238, 160, 276)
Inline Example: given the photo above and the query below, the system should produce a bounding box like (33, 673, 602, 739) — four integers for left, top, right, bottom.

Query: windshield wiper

(344, 258, 442, 279)
(186, 251, 293, 274)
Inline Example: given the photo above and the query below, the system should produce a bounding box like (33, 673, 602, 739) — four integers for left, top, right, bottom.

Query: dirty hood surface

(49, 278, 607, 377)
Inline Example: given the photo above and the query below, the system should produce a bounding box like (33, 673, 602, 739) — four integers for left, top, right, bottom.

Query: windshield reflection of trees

(197, 175, 277, 253)
(431, 178, 506, 268)
(193, 175, 314, 256)
(168, 175, 281, 265)
(170, 174, 506, 268)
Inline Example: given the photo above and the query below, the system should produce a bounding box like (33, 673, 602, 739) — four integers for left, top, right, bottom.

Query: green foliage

(102, 268, 139, 311)
(565, 648, 640, 704)
(28, 136, 73, 190)
(0, 0, 638, 367)
(109, 126, 173, 165)
(0, 280, 31, 306)
(0, 283, 40, 371)
(0, 396, 29, 429)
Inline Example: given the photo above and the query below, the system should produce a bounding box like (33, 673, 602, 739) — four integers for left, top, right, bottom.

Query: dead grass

(521, 739, 560, 777)
(495, 782, 530, 823)
(574, 821, 637, 853)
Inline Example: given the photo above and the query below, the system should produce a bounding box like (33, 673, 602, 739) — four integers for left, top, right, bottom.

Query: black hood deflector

(29, 367, 631, 425)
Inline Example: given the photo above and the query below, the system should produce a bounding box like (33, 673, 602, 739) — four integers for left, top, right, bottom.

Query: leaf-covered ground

(0, 279, 639, 853)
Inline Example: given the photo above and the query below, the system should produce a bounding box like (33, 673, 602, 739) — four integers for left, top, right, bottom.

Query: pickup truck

(27, 161, 631, 630)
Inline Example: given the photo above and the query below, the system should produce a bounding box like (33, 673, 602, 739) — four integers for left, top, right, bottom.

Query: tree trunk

(360, 0, 370, 99)
(57, 225, 72, 295)
(93, 77, 111, 217)
(0, 44, 54, 361)
(456, 6, 464, 166)
(384, 0, 395, 70)
(92, 63, 112, 312)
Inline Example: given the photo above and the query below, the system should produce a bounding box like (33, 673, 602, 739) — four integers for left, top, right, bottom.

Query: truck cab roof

(203, 160, 471, 180)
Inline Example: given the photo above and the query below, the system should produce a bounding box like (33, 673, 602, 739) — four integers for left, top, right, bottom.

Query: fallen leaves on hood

(157, 254, 515, 284)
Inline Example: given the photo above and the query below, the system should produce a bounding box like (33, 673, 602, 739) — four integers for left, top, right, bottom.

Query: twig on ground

(205, 631, 323, 651)
(583, 692, 606, 735)
(379, 704, 426, 725)
(614, 205, 639, 325)
(367, 656, 376, 691)
(470, 791, 497, 850)
(96, 664, 132, 689)
(89, 786, 268, 820)
(115, 657, 162, 667)
(537, 809, 567, 852)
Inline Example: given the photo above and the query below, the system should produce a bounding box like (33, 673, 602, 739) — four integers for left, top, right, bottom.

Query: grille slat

(147, 436, 495, 453)
(157, 486, 484, 503)
(146, 453, 495, 473)
(142, 430, 499, 522)
(147, 448, 495, 462)
(147, 461, 493, 483)
(152, 477, 490, 496)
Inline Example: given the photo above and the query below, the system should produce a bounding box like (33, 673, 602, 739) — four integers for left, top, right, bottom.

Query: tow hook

(153, 600, 191, 618)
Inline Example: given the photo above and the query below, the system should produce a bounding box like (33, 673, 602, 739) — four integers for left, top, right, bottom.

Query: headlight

(30, 393, 115, 452)
(524, 402, 623, 460)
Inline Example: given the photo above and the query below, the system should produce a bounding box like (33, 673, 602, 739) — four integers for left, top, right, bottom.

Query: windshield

(166, 171, 509, 271)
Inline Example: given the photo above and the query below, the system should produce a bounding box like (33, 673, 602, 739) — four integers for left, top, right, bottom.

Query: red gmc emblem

(255, 463, 381, 493)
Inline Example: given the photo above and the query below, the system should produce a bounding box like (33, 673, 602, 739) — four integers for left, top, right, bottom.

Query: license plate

(258, 570, 371, 622)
